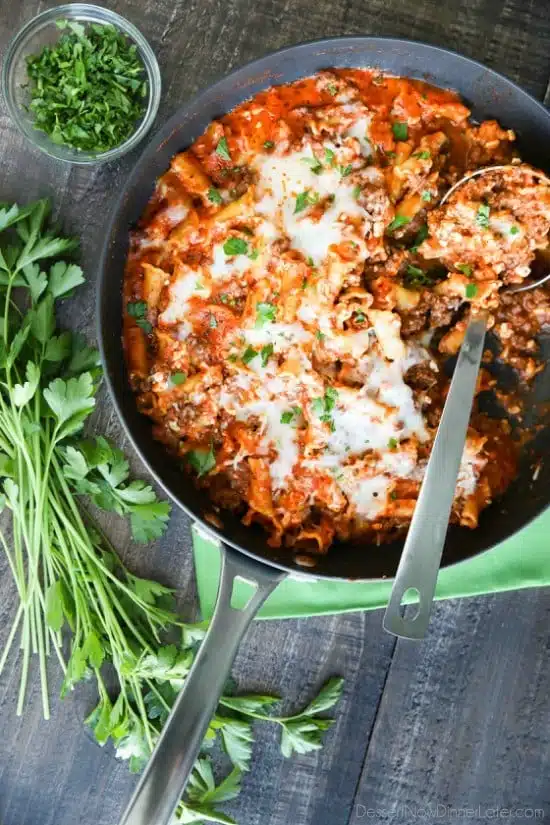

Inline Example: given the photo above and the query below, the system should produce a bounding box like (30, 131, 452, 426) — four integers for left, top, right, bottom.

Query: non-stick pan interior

(98, 37, 550, 580)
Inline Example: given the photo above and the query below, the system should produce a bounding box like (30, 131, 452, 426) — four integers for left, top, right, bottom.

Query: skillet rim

(97, 34, 550, 581)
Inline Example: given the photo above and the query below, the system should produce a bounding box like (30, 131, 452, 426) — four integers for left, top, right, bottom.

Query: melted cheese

(255, 149, 368, 264)
(210, 244, 251, 280)
(160, 268, 208, 324)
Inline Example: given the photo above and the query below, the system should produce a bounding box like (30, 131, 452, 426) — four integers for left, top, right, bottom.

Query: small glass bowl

(1, 3, 161, 165)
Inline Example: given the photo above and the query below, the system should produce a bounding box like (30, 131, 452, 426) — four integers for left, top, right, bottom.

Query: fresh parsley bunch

(0, 200, 343, 824)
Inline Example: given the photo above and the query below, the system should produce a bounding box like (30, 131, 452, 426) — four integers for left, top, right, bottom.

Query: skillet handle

(118, 543, 285, 825)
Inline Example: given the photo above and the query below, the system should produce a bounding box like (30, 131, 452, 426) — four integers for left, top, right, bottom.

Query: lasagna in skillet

(123, 69, 550, 563)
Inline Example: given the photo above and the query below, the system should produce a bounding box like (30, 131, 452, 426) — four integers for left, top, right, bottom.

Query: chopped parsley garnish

(209, 314, 218, 328)
(260, 343, 274, 367)
(127, 300, 147, 318)
(388, 437, 398, 450)
(281, 406, 302, 425)
(171, 372, 187, 385)
(421, 190, 432, 202)
(476, 204, 490, 229)
(456, 263, 473, 276)
(187, 446, 216, 477)
(294, 190, 319, 214)
(207, 187, 223, 205)
(392, 122, 408, 141)
(327, 83, 338, 95)
(255, 301, 276, 327)
(127, 300, 152, 333)
(465, 283, 478, 298)
(249, 248, 259, 261)
(387, 214, 411, 233)
(324, 148, 336, 166)
(390, 490, 398, 500)
(339, 164, 353, 178)
(223, 237, 248, 256)
(301, 156, 323, 174)
(307, 256, 315, 266)
(263, 140, 275, 150)
(404, 265, 433, 288)
(410, 223, 429, 252)
(227, 353, 239, 362)
(25, 20, 148, 153)
(353, 185, 362, 199)
(315, 330, 325, 341)
(215, 136, 231, 161)
(510, 225, 520, 235)
(312, 386, 338, 431)
(242, 346, 258, 365)
(354, 311, 367, 324)
(412, 150, 431, 159)
(386, 151, 397, 159)
(301, 278, 308, 289)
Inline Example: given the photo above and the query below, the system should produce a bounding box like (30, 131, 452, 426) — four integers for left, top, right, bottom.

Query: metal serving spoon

(383, 164, 550, 640)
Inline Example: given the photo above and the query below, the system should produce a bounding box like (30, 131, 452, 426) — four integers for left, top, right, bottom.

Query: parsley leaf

(312, 387, 338, 431)
(215, 136, 231, 161)
(263, 140, 275, 150)
(510, 225, 520, 235)
(242, 345, 258, 364)
(248, 248, 259, 261)
(324, 148, 336, 166)
(280, 406, 302, 425)
(339, 164, 353, 177)
(387, 214, 411, 233)
(476, 204, 490, 228)
(187, 446, 216, 477)
(294, 190, 319, 214)
(456, 263, 473, 276)
(260, 343, 273, 367)
(353, 184, 362, 199)
(255, 302, 276, 327)
(388, 437, 398, 449)
(171, 372, 187, 385)
(223, 237, 248, 256)
(127, 300, 147, 318)
(421, 190, 432, 202)
(392, 122, 408, 141)
(412, 150, 431, 159)
(465, 283, 478, 298)
(301, 156, 323, 174)
(410, 223, 429, 252)
(207, 188, 223, 205)
(404, 264, 433, 288)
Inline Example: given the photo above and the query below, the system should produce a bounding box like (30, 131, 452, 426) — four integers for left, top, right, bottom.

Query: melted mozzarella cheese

(456, 444, 487, 496)
(160, 268, 208, 324)
(340, 471, 389, 519)
(243, 323, 311, 350)
(210, 244, 251, 281)
(255, 149, 368, 264)
(346, 116, 373, 158)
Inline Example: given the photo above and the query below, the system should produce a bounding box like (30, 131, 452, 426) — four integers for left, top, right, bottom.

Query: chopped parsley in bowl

(2, 4, 161, 165)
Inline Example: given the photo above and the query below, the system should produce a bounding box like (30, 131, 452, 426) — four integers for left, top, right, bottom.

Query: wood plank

(352, 591, 550, 821)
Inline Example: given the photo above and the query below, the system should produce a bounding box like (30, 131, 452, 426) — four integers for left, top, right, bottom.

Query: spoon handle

(383, 314, 488, 640)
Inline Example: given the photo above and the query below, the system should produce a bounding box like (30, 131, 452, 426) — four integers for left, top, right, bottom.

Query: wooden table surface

(1, 1, 550, 823)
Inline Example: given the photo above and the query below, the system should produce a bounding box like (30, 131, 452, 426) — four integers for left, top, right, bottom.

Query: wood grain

(0, 1, 550, 824)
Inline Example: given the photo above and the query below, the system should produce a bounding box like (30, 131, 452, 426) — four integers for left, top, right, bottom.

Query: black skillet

(97, 37, 550, 825)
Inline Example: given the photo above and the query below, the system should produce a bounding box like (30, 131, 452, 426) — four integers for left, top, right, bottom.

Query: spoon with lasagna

(384, 162, 550, 640)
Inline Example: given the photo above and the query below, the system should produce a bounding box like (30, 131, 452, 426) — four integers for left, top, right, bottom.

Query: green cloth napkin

(192, 510, 550, 620)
